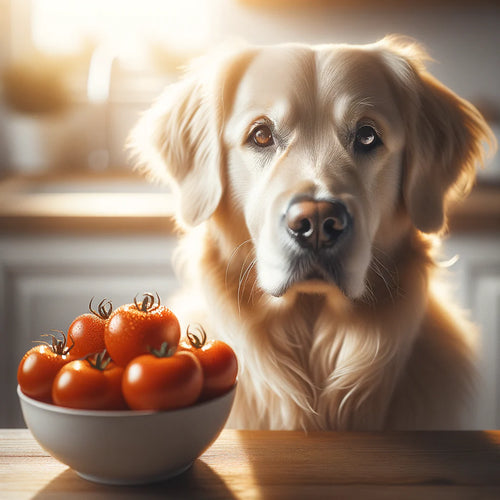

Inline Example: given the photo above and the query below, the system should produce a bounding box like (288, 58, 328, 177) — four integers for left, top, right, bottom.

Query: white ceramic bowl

(18, 384, 236, 485)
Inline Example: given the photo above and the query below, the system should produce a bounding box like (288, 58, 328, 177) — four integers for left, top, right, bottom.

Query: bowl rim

(17, 382, 237, 418)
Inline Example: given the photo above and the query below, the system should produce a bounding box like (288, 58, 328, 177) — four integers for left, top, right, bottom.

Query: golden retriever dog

(131, 36, 495, 430)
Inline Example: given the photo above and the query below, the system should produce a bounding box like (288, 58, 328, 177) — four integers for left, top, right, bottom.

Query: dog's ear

(129, 48, 255, 227)
(378, 36, 496, 233)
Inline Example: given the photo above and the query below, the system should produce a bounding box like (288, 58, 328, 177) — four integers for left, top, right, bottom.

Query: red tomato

(52, 351, 127, 410)
(122, 347, 203, 411)
(68, 298, 112, 358)
(17, 331, 75, 403)
(105, 293, 181, 367)
(179, 324, 238, 400)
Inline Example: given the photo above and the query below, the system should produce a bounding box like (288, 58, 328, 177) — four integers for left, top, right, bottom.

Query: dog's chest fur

(212, 291, 412, 430)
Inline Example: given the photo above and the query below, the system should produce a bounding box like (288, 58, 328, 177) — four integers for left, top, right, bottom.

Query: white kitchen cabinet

(0, 234, 178, 427)
(442, 235, 500, 429)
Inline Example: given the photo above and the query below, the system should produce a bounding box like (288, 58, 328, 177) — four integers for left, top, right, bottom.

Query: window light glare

(31, 0, 212, 56)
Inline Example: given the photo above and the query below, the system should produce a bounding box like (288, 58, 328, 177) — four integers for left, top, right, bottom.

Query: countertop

(1, 428, 500, 499)
(0, 173, 177, 234)
(0, 173, 499, 234)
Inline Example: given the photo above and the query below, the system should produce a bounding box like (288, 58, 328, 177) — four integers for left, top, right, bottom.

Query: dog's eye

(354, 125, 381, 153)
(250, 125, 274, 147)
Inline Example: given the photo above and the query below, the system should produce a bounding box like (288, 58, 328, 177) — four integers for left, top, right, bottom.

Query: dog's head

(131, 37, 494, 299)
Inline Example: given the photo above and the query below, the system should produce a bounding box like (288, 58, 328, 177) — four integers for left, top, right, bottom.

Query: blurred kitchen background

(0, 0, 499, 429)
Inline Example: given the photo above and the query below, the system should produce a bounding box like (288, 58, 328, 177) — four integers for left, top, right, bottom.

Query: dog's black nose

(285, 198, 350, 250)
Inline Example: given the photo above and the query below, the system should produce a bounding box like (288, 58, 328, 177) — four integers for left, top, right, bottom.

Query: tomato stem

(186, 323, 207, 349)
(89, 297, 113, 319)
(133, 292, 161, 313)
(149, 342, 176, 358)
(35, 330, 74, 356)
(85, 350, 112, 370)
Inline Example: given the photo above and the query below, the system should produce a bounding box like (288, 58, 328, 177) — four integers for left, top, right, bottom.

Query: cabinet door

(442, 235, 500, 429)
(0, 234, 178, 427)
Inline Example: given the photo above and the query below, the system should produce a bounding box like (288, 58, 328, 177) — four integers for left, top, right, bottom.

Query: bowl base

(75, 462, 193, 486)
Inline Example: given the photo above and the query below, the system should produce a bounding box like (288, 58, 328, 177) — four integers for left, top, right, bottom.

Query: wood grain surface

(1, 429, 500, 499)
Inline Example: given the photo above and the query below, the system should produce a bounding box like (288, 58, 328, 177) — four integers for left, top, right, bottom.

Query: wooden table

(1, 429, 500, 499)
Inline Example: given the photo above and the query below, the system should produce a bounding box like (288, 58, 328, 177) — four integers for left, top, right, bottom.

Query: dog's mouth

(270, 255, 346, 297)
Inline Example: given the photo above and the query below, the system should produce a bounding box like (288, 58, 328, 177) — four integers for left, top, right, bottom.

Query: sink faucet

(86, 45, 117, 171)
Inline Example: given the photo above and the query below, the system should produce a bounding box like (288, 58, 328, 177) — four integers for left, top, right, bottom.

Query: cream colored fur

(130, 36, 495, 430)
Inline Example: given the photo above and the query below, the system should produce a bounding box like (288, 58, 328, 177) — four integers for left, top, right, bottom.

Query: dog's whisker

(369, 249, 400, 304)
(237, 248, 256, 290)
(242, 260, 257, 298)
(238, 256, 257, 314)
(248, 266, 260, 305)
(225, 239, 253, 289)
(238, 259, 252, 294)
(360, 279, 376, 307)
(370, 259, 393, 302)
(245, 259, 260, 306)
